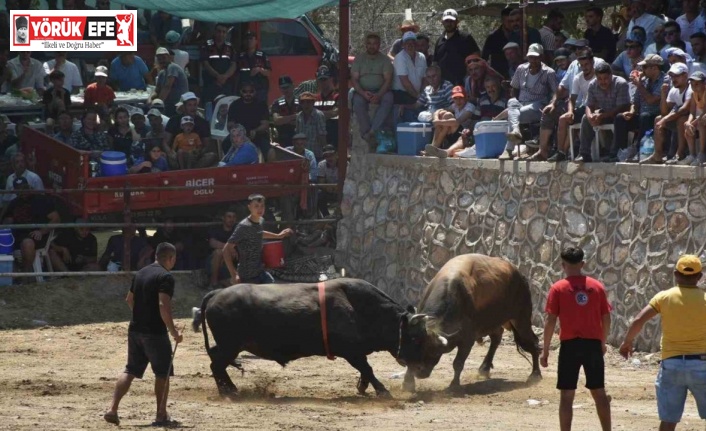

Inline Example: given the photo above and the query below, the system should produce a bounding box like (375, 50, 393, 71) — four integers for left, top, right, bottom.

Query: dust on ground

(1, 279, 705, 430)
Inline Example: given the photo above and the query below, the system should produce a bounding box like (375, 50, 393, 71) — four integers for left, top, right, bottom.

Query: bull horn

(437, 336, 448, 347)
(439, 329, 460, 338)
(409, 314, 428, 325)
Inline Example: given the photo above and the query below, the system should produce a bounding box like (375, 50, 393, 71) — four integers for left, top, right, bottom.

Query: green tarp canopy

(109, 0, 337, 22)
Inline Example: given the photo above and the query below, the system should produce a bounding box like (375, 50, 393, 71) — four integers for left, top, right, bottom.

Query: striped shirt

(631, 72, 663, 115)
(587, 75, 631, 111)
(511, 63, 558, 104)
(539, 26, 557, 52)
(417, 80, 453, 112)
(474, 93, 508, 121)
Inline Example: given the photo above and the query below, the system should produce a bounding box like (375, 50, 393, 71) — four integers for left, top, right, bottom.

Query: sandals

(103, 412, 120, 425)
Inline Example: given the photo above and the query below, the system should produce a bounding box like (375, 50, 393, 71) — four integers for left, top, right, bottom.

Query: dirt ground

(1, 281, 706, 430)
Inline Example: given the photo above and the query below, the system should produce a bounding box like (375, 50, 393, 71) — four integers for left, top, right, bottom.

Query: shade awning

(109, 0, 337, 22)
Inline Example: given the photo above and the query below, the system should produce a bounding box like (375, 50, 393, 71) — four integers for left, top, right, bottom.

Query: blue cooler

(474, 121, 509, 158)
(396, 122, 432, 156)
(0, 229, 13, 286)
(100, 151, 127, 177)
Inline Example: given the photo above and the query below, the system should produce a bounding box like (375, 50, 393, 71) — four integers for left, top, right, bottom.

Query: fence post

(122, 183, 132, 272)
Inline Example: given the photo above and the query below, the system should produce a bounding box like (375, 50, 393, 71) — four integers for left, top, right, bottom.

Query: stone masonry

(336, 147, 706, 352)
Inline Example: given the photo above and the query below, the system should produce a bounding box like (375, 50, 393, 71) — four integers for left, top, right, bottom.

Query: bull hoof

(526, 372, 542, 385)
(356, 378, 370, 395)
(376, 389, 393, 399)
(402, 380, 415, 393)
(477, 367, 491, 380)
(218, 386, 238, 399)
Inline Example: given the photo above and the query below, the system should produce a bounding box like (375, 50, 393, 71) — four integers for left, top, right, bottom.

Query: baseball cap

(278, 75, 293, 87)
(147, 108, 162, 117)
(12, 176, 29, 188)
(180, 92, 199, 103)
(322, 145, 336, 156)
(526, 43, 544, 57)
(676, 255, 702, 275)
(564, 38, 586, 47)
(442, 9, 458, 21)
(151, 99, 165, 108)
(667, 47, 687, 58)
(155, 47, 170, 56)
(316, 67, 332, 80)
(292, 133, 307, 140)
(180, 116, 194, 125)
(165, 30, 181, 44)
(451, 85, 465, 98)
(503, 42, 520, 51)
(637, 53, 664, 67)
(668, 62, 689, 75)
(94, 65, 108, 77)
(553, 48, 571, 60)
(690, 71, 706, 81)
(402, 31, 417, 43)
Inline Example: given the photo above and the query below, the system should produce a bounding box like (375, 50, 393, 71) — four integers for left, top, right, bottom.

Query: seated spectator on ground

(615, 53, 664, 162)
(3, 152, 43, 202)
(173, 115, 206, 169)
(553, 48, 571, 83)
(163, 92, 215, 168)
(42, 52, 82, 93)
(413, 65, 453, 122)
(70, 110, 110, 156)
(130, 111, 150, 138)
(48, 220, 99, 272)
(626, 0, 665, 46)
(660, 21, 694, 60)
(612, 34, 645, 78)
(219, 123, 259, 166)
(351, 31, 394, 146)
(271, 76, 300, 147)
(149, 11, 181, 47)
(99, 229, 152, 272)
(109, 53, 153, 92)
(295, 92, 327, 159)
(145, 108, 166, 140)
(392, 31, 427, 123)
(584, 6, 617, 63)
(503, 42, 523, 81)
(129, 141, 169, 174)
(83, 66, 115, 119)
(2, 177, 59, 277)
(150, 47, 189, 117)
(317, 145, 339, 218)
(575, 62, 631, 163)
(206, 209, 237, 288)
(107, 106, 140, 160)
(642, 63, 693, 164)
(53, 111, 75, 145)
(0, 117, 19, 154)
(426, 86, 475, 158)
(387, 19, 419, 61)
(227, 82, 272, 158)
(9, 51, 46, 95)
(684, 71, 706, 165)
(533, 49, 599, 161)
(42, 70, 72, 122)
(314, 67, 340, 148)
(473, 76, 508, 121)
(500, 43, 557, 160)
(464, 55, 504, 106)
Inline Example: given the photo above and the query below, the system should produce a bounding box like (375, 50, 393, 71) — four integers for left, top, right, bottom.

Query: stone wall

(336, 151, 706, 351)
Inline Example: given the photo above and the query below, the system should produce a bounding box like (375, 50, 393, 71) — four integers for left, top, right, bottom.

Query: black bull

(402, 254, 542, 393)
(191, 278, 444, 397)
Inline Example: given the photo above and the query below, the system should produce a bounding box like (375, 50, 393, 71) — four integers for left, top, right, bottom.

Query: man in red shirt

(541, 246, 612, 431)
(83, 66, 115, 119)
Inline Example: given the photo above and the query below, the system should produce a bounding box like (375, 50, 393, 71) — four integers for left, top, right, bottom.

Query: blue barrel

(100, 151, 127, 177)
(0, 228, 14, 255)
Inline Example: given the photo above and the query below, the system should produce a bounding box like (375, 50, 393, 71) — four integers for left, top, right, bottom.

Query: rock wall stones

(336, 152, 706, 351)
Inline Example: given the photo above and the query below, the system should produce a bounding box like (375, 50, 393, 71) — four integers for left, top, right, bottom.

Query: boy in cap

(684, 71, 706, 165)
(14, 16, 28, 45)
(172, 116, 202, 169)
(621, 254, 706, 431)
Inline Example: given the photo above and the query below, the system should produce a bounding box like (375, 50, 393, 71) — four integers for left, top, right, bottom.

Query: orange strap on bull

(318, 282, 336, 360)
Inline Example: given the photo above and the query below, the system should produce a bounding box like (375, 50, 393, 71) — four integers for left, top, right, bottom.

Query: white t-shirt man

(43, 59, 83, 92)
(392, 50, 427, 94)
(8, 56, 46, 91)
(667, 85, 693, 110)
(571, 71, 596, 107)
(4, 170, 44, 202)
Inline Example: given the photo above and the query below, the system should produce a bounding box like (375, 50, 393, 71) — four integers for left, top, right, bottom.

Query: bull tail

(508, 272, 540, 367)
(193, 290, 220, 355)
(509, 322, 534, 367)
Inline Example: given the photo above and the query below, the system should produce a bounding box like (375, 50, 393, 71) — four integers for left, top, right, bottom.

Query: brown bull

(400, 254, 542, 392)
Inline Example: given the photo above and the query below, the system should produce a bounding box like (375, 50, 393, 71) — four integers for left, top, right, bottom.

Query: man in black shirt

(434, 9, 481, 86)
(200, 23, 237, 107)
(2, 177, 60, 275)
(271, 75, 300, 147)
(206, 209, 237, 288)
(227, 81, 271, 157)
(584, 7, 617, 63)
(48, 219, 99, 271)
(223, 194, 293, 285)
(104, 242, 182, 427)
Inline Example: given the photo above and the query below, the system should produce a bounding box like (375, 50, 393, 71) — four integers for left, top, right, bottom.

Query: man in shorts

(222, 194, 293, 285)
(104, 242, 183, 427)
(620, 255, 706, 431)
(541, 246, 612, 431)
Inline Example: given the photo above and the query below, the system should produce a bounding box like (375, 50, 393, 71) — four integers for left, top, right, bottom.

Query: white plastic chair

(569, 124, 611, 161)
(33, 230, 57, 283)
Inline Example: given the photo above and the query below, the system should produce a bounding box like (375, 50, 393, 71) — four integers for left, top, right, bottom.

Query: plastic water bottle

(640, 130, 655, 155)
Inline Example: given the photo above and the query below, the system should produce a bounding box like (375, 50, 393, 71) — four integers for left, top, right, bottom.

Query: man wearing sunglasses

(626, 0, 665, 46)
(611, 34, 645, 78)
(660, 21, 694, 60)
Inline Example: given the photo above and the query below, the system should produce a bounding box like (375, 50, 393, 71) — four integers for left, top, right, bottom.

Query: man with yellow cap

(620, 254, 706, 431)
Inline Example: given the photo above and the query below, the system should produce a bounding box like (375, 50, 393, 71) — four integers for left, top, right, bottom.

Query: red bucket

(262, 241, 285, 268)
